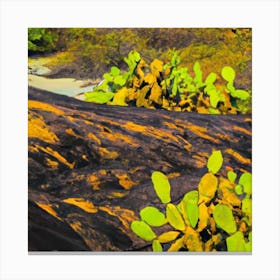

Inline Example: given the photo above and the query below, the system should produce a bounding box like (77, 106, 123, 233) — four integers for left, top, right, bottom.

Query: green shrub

(28, 28, 58, 53)
(85, 50, 251, 114)
(130, 150, 252, 252)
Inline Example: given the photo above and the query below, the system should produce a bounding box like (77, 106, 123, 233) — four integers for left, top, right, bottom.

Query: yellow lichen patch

(118, 176, 136, 190)
(162, 121, 184, 133)
(215, 133, 233, 142)
(65, 128, 77, 136)
(183, 144, 192, 152)
(84, 119, 93, 125)
(99, 131, 139, 147)
(62, 198, 98, 213)
(28, 100, 64, 115)
(74, 174, 86, 181)
(98, 147, 119, 160)
(193, 152, 209, 168)
(66, 116, 75, 122)
(176, 135, 192, 151)
(45, 158, 59, 169)
(197, 151, 209, 158)
(107, 191, 128, 199)
(225, 166, 234, 172)
(167, 172, 180, 179)
(98, 206, 137, 230)
(29, 145, 39, 153)
(225, 148, 251, 165)
(87, 174, 101, 190)
(82, 154, 89, 161)
(185, 123, 221, 144)
(244, 118, 252, 123)
(39, 146, 75, 169)
(149, 127, 180, 144)
(79, 113, 90, 119)
(99, 125, 113, 133)
(112, 170, 136, 190)
(69, 221, 82, 232)
(192, 155, 207, 168)
(123, 121, 146, 133)
(124, 121, 182, 146)
(87, 132, 101, 145)
(239, 167, 250, 174)
(36, 202, 62, 221)
(28, 113, 59, 144)
(99, 169, 107, 176)
(233, 125, 252, 136)
(129, 166, 145, 174)
(92, 116, 122, 128)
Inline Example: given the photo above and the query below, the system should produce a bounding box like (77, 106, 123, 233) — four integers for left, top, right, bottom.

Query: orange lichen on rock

(239, 167, 250, 174)
(87, 174, 101, 190)
(112, 170, 137, 190)
(123, 121, 146, 133)
(149, 127, 180, 144)
(129, 166, 145, 174)
(87, 132, 101, 145)
(107, 191, 128, 199)
(39, 146, 75, 169)
(65, 128, 78, 136)
(99, 131, 139, 147)
(66, 116, 75, 122)
(62, 198, 98, 213)
(28, 113, 59, 144)
(28, 100, 64, 115)
(87, 170, 108, 190)
(215, 133, 233, 142)
(225, 148, 251, 165)
(82, 154, 89, 161)
(192, 155, 207, 168)
(225, 166, 234, 172)
(167, 172, 181, 179)
(233, 125, 252, 136)
(177, 135, 192, 151)
(36, 202, 62, 221)
(185, 123, 221, 144)
(244, 118, 252, 123)
(98, 147, 119, 160)
(162, 121, 184, 134)
(69, 221, 82, 232)
(45, 158, 59, 169)
(99, 206, 138, 229)
(83, 119, 93, 125)
(124, 121, 181, 146)
(98, 169, 107, 176)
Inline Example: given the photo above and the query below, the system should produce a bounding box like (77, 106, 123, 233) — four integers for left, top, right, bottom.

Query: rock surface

(28, 86, 251, 251)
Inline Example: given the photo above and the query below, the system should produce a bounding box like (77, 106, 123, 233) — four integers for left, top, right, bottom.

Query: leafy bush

(130, 150, 252, 252)
(28, 28, 58, 53)
(85, 50, 251, 114)
(28, 28, 251, 84)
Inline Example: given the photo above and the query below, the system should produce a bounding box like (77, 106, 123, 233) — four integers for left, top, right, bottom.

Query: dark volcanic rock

(28, 200, 90, 251)
(28, 86, 251, 251)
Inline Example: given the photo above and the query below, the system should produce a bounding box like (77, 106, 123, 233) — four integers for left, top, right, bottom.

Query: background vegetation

(28, 28, 252, 91)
